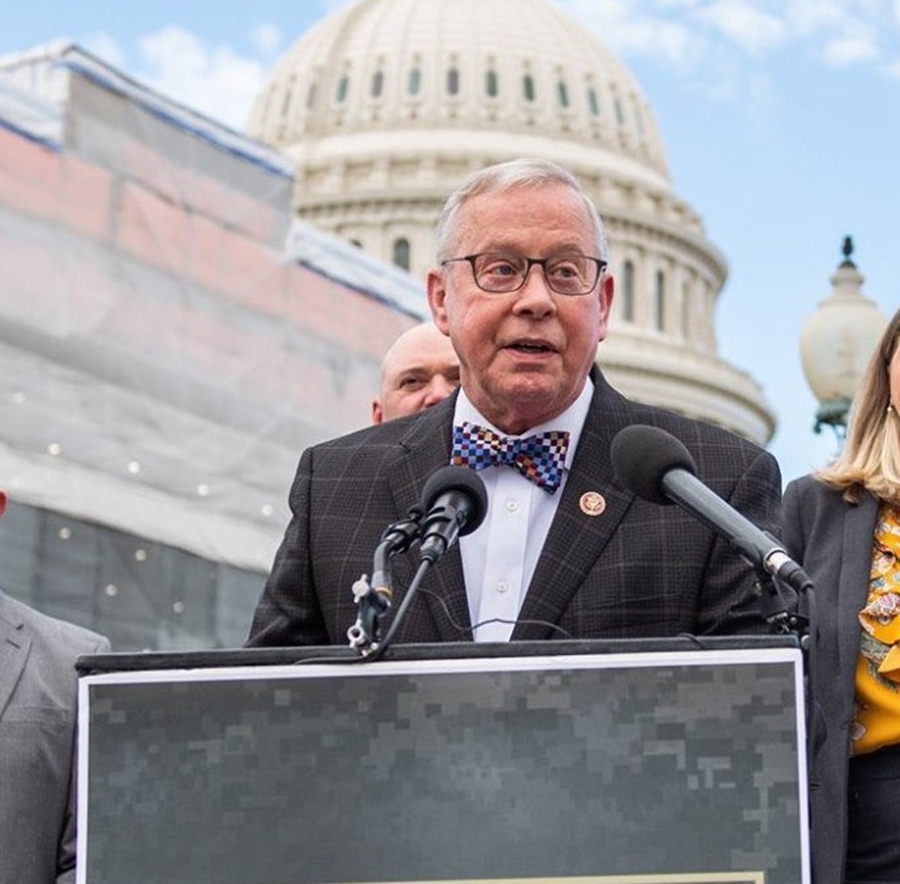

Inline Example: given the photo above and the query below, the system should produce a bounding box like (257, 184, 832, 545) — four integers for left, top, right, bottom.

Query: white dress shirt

(451, 379, 593, 641)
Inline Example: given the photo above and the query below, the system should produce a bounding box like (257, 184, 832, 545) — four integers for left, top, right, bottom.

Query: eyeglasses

(441, 252, 607, 296)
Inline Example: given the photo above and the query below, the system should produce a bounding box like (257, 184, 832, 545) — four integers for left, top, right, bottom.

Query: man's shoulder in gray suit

(0, 589, 110, 674)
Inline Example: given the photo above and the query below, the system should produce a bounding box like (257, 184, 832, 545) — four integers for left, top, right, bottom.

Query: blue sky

(2, 0, 897, 485)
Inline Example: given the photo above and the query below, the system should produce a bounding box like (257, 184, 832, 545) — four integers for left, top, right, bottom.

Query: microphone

(610, 424, 812, 595)
(418, 465, 488, 563)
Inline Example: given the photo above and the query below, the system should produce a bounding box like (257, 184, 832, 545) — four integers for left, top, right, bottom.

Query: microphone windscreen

(420, 465, 489, 536)
(610, 424, 697, 505)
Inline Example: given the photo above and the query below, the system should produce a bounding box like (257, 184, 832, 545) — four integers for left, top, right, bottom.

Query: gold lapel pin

(579, 491, 606, 516)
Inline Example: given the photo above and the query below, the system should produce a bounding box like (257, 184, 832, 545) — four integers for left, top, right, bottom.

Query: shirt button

(496, 580, 509, 593)
(505, 499, 519, 513)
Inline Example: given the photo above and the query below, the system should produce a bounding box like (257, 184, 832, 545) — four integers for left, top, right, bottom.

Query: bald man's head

(372, 323, 460, 423)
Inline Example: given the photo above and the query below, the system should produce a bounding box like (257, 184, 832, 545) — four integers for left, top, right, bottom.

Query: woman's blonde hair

(816, 308, 900, 503)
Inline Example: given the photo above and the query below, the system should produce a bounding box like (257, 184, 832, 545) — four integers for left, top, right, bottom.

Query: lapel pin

(579, 491, 606, 516)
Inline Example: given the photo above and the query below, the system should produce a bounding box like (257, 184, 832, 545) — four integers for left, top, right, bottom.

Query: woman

(784, 308, 900, 884)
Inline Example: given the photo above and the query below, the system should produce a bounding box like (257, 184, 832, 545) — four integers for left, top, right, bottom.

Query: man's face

(372, 326, 460, 423)
(427, 182, 614, 435)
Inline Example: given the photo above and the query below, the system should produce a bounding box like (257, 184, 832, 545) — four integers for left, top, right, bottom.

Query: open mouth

(511, 341, 554, 354)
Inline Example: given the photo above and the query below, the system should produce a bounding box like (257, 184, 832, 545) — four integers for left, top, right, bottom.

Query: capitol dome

(247, 0, 775, 443)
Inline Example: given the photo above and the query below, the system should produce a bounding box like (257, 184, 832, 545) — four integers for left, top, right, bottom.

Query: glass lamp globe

(800, 237, 887, 434)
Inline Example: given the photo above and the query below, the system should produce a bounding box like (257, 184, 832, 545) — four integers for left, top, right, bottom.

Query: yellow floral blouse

(852, 502, 900, 755)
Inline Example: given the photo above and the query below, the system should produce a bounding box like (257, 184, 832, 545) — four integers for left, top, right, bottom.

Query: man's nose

(514, 265, 557, 314)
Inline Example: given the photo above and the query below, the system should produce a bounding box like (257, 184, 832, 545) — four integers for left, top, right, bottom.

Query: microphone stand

(347, 510, 422, 655)
(754, 564, 818, 802)
(363, 558, 434, 662)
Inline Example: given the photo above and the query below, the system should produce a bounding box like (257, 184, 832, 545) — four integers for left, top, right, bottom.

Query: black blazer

(249, 368, 783, 647)
(783, 474, 878, 884)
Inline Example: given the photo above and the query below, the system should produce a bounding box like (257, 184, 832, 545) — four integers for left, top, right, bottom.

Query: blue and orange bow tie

(451, 421, 570, 494)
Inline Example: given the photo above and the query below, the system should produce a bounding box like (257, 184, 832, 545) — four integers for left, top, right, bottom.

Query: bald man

(371, 322, 460, 423)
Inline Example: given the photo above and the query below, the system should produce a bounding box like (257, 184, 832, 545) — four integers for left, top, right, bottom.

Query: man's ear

(427, 269, 450, 334)
(597, 271, 615, 342)
(371, 399, 383, 425)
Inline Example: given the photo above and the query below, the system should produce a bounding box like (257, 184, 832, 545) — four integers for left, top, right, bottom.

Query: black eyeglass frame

(440, 252, 608, 296)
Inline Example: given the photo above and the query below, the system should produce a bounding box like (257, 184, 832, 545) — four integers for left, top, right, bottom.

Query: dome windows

(335, 74, 349, 104)
(447, 66, 461, 96)
(392, 237, 411, 271)
(248, 0, 672, 182)
(408, 66, 421, 96)
(522, 73, 536, 102)
(655, 270, 666, 331)
(371, 70, 384, 98)
(621, 260, 635, 323)
(486, 68, 499, 98)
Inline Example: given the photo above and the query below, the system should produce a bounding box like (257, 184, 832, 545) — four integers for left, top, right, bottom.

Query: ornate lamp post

(799, 237, 887, 441)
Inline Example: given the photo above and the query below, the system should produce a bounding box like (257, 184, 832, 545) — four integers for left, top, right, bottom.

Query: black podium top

(76, 634, 800, 674)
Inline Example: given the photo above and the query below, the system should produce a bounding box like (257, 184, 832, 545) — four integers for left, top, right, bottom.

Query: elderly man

(372, 322, 460, 423)
(247, 158, 783, 647)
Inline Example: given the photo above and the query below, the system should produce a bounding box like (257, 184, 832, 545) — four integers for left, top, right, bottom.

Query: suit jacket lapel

(513, 373, 635, 640)
(382, 397, 473, 642)
(0, 596, 30, 717)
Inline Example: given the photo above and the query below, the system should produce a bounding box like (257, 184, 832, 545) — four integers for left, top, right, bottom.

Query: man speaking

(247, 158, 783, 648)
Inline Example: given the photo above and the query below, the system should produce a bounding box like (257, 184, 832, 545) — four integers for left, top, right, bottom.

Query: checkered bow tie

(451, 421, 570, 494)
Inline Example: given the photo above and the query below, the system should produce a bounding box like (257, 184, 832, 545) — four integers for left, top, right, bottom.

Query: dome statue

(247, 0, 775, 443)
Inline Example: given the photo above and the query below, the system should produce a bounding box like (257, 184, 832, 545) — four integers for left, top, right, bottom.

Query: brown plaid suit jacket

(247, 369, 784, 647)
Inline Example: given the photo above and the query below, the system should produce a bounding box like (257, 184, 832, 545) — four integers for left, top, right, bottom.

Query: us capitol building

(0, 0, 774, 650)
(248, 0, 774, 442)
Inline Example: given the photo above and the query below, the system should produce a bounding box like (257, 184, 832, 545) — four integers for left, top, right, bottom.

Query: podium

(76, 637, 809, 884)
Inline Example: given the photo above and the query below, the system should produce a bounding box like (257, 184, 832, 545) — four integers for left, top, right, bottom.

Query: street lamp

(799, 237, 886, 441)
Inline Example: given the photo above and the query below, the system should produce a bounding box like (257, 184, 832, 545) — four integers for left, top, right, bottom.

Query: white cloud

(785, 0, 853, 34)
(822, 33, 880, 64)
(135, 26, 267, 129)
(563, 0, 704, 68)
(693, 0, 786, 52)
(564, 0, 899, 70)
(251, 24, 282, 56)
